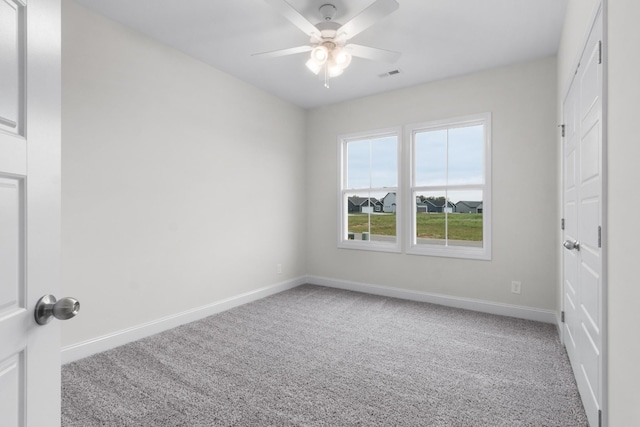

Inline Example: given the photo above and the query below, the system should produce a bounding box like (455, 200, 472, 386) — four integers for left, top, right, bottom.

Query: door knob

(34, 295, 80, 325)
(563, 239, 580, 251)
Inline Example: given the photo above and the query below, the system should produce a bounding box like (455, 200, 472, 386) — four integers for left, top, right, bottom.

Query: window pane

(415, 130, 447, 186)
(371, 136, 398, 188)
(346, 191, 396, 243)
(448, 125, 484, 185)
(449, 190, 483, 247)
(415, 191, 448, 246)
(347, 136, 398, 189)
(415, 190, 483, 248)
(347, 140, 370, 189)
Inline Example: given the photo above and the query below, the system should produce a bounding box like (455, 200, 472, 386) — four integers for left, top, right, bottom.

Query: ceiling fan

(254, 0, 401, 84)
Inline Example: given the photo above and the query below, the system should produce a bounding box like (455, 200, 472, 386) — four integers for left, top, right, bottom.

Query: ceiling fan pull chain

(324, 65, 330, 89)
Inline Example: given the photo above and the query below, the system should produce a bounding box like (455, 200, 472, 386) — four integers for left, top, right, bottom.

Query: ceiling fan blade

(265, 0, 321, 38)
(252, 45, 313, 59)
(337, 0, 399, 39)
(345, 44, 401, 63)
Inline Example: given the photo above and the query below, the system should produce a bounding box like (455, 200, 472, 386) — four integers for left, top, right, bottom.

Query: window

(337, 114, 491, 260)
(408, 113, 491, 259)
(338, 128, 400, 252)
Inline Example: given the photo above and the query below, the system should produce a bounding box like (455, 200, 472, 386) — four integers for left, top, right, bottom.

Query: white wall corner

(305, 275, 558, 325)
(61, 276, 307, 364)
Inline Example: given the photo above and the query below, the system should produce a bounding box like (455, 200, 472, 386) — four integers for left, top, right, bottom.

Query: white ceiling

(73, 0, 568, 109)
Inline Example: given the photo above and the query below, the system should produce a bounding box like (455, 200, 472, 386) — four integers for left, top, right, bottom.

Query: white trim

(600, 2, 609, 425)
(337, 127, 402, 253)
(306, 275, 557, 324)
(405, 112, 492, 261)
(60, 277, 306, 364)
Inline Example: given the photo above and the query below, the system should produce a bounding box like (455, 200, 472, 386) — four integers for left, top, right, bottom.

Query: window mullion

(369, 141, 373, 236)
(445, 128, 449, 246)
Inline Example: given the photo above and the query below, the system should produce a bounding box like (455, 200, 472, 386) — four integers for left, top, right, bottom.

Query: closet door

(562, 7, 604, 427)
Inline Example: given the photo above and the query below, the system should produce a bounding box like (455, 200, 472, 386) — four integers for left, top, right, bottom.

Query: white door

(0, 0, 62, 426)
(562, 7, 604, 427)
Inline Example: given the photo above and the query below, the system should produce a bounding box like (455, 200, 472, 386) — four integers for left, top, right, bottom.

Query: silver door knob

(563, 240, 580, 251)
(34, 295, 80, 325)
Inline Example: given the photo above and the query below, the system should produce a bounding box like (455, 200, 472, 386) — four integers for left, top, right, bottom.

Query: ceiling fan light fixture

(327, 61, 344, 77)
(305, 58, 323, 75)
(333, 49, 352, 69)
(310, 45, 329, 64)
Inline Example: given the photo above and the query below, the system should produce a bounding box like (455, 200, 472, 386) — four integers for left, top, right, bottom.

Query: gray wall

(606, 1, 640, 424)
(306, 57, 558, 310)
(61, 0, 307, 346)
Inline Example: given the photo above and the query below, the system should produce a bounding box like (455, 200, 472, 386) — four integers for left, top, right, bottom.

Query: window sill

(338, 240, 402, 254)
(406, 244, 491, 260)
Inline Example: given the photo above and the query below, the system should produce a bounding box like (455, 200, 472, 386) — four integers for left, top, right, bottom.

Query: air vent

(380, 69, 402, 77)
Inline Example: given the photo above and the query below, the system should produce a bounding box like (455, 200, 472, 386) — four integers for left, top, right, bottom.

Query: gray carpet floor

(62, 285, 588, 426)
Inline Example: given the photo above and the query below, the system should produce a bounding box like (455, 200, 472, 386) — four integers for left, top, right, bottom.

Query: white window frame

(338, 127, 401, 253)
(406, 113, 492, 260)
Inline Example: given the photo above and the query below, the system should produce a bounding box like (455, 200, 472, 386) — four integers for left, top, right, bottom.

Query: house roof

(348, 196, 382, 206)
(425, 199, 455, 208)
(456, 201, 483, 208)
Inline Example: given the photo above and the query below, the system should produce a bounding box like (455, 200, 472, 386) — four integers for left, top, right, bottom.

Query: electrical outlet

(511, 281, 521, 294)
(277, 264, 282, 274)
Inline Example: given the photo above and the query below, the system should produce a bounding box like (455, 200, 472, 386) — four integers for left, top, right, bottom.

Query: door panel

(0, 177, 23, 314)
(580, 264, 599, 331)
(0, 353, 24, 426)
(0, 0, 61, 426)
(0, 0, 24, 135)
(580, 125, 599, 184)
(562, 7, 603, 427)
(0, 3, 29, 424)
(563, 74, 580, 366)
(580, 324, 599, 406)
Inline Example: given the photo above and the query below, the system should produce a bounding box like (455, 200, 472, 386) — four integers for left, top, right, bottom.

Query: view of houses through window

(345, 191, 483, 247)
(346, 191, 395, 242)
(341, 131, 399, 248)
(409, 117, 489, 256)
(413, 191, 484, 248)
(340, 114, 490, 259)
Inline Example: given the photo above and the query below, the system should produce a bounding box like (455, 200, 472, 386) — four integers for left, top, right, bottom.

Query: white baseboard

(63, 275, 559, 364)
(61, 276, 306, 364)
(305, 275, 558, 324)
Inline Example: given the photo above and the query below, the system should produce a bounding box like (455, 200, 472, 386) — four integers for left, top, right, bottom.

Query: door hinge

(598, 40, 603, 64)
(599, 409, 602, 427)
(559, 124, 565, 137)
(561, 311, 565, 323)
(598, 226, 602, 248)
(561, 218, 565, 230)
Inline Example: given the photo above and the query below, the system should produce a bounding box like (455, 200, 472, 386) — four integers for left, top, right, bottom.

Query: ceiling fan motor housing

(314, 21, 341, 41)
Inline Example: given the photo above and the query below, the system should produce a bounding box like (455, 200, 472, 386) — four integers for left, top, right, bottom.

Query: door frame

(560, 1, 608, 425)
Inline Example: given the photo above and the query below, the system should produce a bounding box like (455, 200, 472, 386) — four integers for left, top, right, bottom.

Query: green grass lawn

(348, 213, 483, 241)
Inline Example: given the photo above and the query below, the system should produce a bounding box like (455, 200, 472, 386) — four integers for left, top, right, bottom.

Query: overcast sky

(346, 125, 484, 203)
